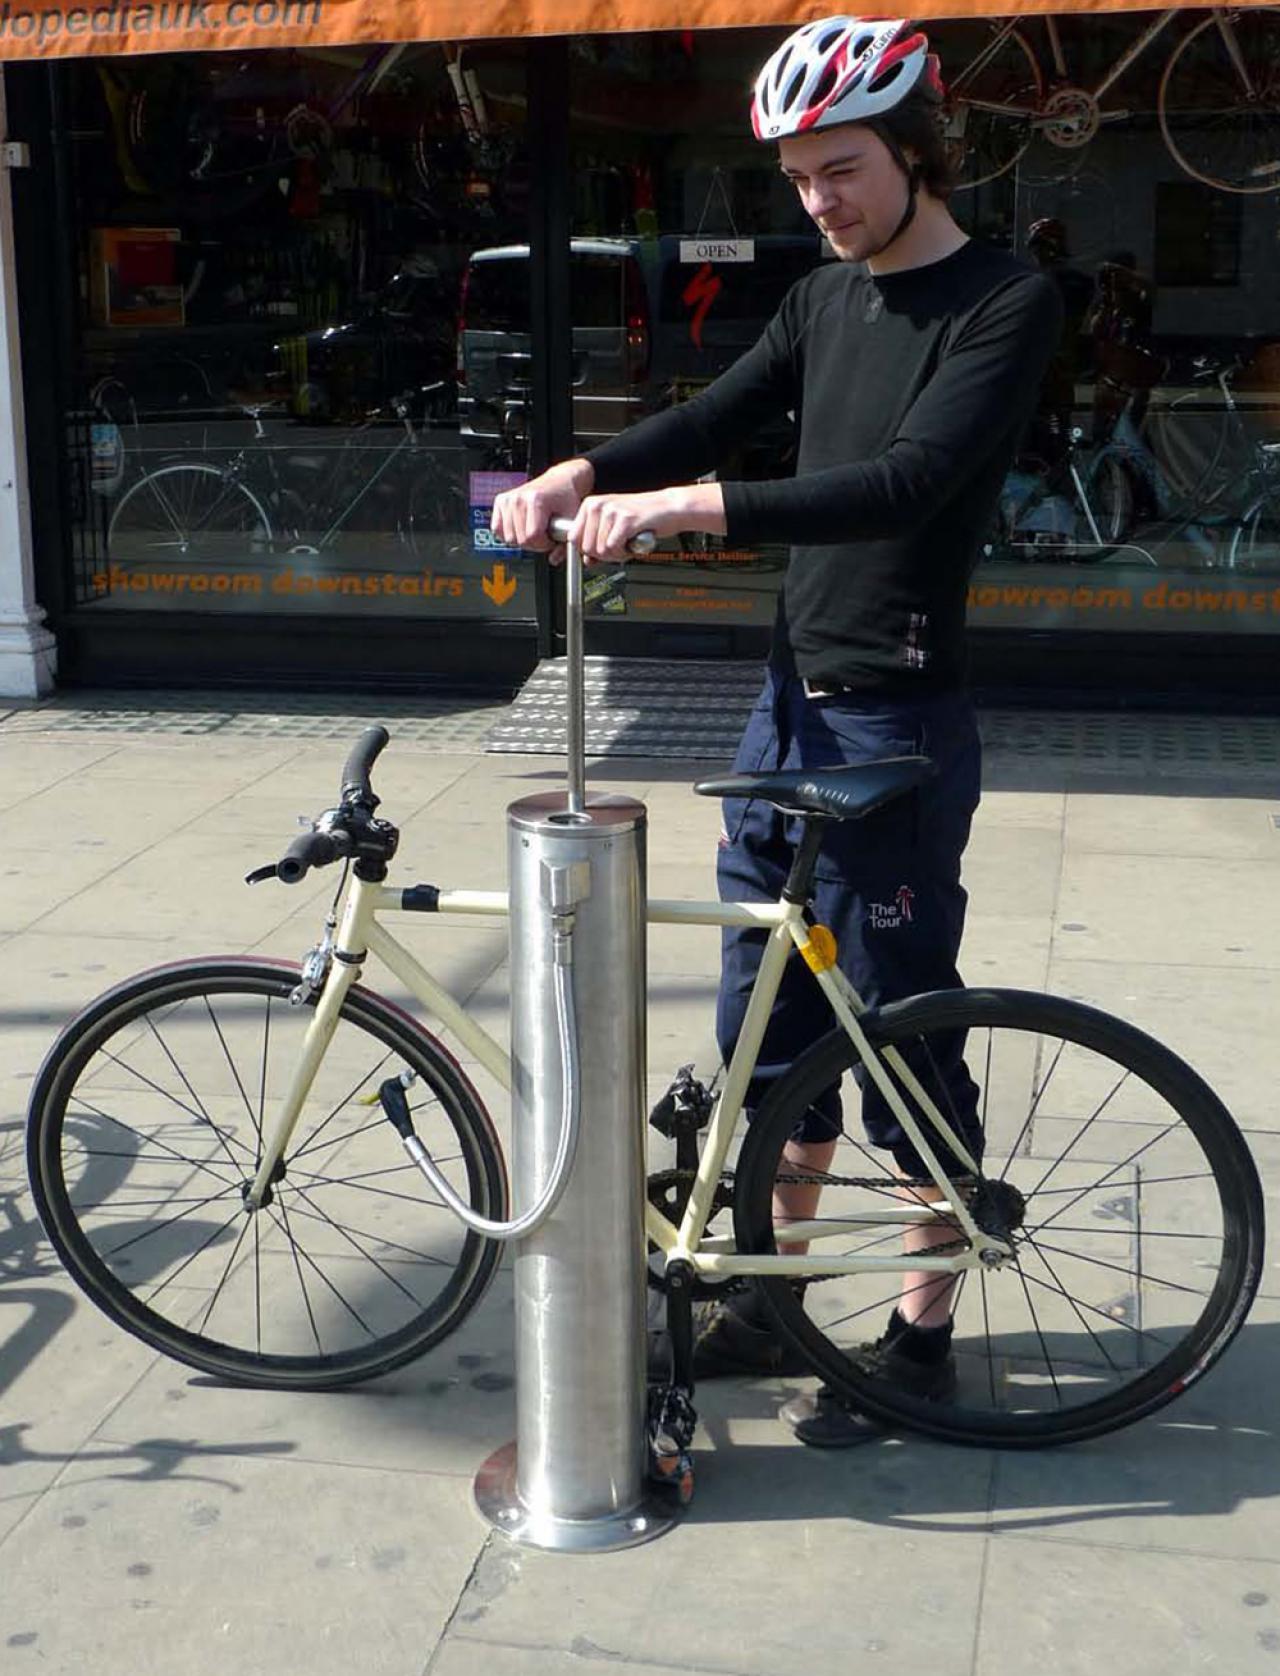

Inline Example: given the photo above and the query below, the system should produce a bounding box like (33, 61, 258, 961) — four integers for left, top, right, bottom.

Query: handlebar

(247, 724, 397, 886)
(275, 825, 352, 885)
(547, 516, 657, 557)
(340, 725, 388, 808)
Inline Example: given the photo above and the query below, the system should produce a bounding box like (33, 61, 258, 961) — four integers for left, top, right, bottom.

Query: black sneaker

(648, 1294, 811, 1382)
(779, 1335, 957, 1449)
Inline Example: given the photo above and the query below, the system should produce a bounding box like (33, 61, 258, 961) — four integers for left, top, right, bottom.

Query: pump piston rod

(546, 517, 656, 815)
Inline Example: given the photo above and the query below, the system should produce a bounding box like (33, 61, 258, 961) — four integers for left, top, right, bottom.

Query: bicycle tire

(27, 959, 508, 1390)
(733, 987, 1263, 1448)
(1159, 10, 1280, 196)
(108, 464, 273, 565)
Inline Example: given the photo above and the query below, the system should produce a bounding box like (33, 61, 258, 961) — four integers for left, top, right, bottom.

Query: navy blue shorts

(715, 671, 983, 1177)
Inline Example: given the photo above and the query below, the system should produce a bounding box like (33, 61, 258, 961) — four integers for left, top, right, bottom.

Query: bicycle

(25, 711, 1265, 1449)
(990, 422, 1145, 563)
(946, 8, 1280, 195)
(105, 385, 465, 568)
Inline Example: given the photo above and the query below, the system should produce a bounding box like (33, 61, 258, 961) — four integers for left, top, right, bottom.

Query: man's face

(777, 124, 909, 262)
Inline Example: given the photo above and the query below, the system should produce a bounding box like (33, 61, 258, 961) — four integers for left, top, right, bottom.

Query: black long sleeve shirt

(586, 240, 1063, 696)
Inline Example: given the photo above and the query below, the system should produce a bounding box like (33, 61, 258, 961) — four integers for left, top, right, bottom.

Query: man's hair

(875, 91, 957, 200)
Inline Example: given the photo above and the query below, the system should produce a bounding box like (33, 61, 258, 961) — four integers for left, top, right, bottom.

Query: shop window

(65, 44, 537, 625)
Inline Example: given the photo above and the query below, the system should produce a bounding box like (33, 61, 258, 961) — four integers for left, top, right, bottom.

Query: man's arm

(584, 305, 799, 495)
(719, 274, 1063, 546)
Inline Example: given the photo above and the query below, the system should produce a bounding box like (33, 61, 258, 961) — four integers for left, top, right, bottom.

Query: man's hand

(569, 482, 727, 563)
(490, 457, 595, 558)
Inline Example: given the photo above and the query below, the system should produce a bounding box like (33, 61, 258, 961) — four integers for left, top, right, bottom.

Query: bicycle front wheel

(108, 464, 273, 565)
(734, 988, 1263, 1448)
(27, 959, 507, 1389)
(1159, 10, 1280, 195)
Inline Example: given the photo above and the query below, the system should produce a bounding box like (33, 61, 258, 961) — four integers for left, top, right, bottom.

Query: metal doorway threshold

(485, 657, 760, 761)
(487, 657, 1280, 778)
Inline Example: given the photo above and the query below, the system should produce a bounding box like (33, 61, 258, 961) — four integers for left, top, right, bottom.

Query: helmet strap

(863, 121, 921, 260)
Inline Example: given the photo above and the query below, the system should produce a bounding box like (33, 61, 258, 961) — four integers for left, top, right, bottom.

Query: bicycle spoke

(1018, 1237, 1126, 1376)
(204, 996, 261, 1135)
(997, 1034, 1066, 1184)
(268, 1197, 377, 1342)
(1025, 1120, 1183, 1234)
(1025, 1236, 1207, 1300)
(278, 1197, 451, 1268)
(1023, 1061, 1127, 1200)
(287, 1181, 432, 1308)
(289, 1051, 396, 1160)
(1014, 1257, 1062, 1408)
(196, 1211, 254, 1334)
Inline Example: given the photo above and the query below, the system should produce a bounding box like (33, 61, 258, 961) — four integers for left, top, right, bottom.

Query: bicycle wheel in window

(1064, 447, 1140, 560)
(27, 959, 507, 1390)
(1227, 484, 1280, 570)
(734, 988, 1263, 1448)
(944, 22, 1042, 191)
(1159, 9, 1280, 195)
(108, 464, 273, 567)
(405, 459, 467, 561)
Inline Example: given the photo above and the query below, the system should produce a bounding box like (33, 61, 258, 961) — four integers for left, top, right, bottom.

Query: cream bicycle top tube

(546, 515, 656, 813)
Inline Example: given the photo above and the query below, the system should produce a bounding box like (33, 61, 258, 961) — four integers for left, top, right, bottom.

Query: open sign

(679, 239, 755, 264)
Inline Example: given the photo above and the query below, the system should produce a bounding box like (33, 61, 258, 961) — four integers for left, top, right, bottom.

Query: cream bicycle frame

(245, 870, 1005, 1281)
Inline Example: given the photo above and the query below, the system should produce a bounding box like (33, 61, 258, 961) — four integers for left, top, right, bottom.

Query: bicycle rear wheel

(27, 959, 507, 1389)
(1159, 10, 1280, 195)
(108, 464, 273, 566)
(734, 988, 1263, 1448)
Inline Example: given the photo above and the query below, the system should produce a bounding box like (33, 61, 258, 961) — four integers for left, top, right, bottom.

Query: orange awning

(0, 0, 1267, 63)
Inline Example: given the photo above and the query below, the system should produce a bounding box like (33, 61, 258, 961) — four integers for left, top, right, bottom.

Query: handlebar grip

(547, 516, 657, 557)
(340, 726, 389, 807)
(277, 828, 347, 885)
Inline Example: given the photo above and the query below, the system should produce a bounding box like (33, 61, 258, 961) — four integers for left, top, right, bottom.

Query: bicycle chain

(647, 1168, 974, 1290)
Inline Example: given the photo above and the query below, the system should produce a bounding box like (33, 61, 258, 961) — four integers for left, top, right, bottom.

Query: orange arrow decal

(482, 562, 518, 606)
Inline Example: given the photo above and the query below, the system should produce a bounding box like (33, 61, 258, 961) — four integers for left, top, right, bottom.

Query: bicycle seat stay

(693, 756, 935, 821)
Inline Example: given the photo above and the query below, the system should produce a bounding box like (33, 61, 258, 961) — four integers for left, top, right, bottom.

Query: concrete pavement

(1, 691, 1279, 1676)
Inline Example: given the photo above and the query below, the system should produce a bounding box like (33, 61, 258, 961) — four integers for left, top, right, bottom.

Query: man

(491, 16, 1062, 1446)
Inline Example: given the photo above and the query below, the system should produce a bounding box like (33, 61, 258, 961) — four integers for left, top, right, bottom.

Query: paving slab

(1055, 852, 1280, 969)
(1065, 784, 1280, 861)
(0, 1450, 487, 1676)
(976, 1538, 1280, 1676)
(1047, 956, 1280, 1130)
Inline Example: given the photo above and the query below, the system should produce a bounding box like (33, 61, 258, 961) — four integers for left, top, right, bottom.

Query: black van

(457, 233, 825, 451)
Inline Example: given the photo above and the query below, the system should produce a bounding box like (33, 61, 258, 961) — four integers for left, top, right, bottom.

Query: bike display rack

(473, 519, 678, 1552)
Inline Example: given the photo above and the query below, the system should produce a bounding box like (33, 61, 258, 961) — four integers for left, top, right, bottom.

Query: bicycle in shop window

(945, 8, 1280, 194)
(102, 385, 467, 573)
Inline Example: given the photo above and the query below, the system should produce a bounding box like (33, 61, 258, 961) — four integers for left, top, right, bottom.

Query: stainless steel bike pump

(474, 519, 676, 1551)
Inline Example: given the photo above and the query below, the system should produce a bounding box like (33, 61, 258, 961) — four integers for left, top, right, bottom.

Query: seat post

(783, 815, 832, 905)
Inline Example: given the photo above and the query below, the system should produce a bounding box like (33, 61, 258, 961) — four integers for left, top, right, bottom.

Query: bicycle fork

(242, 876, 379, 1210)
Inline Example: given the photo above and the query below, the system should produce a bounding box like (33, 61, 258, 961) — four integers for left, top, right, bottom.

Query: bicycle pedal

(648, 1438, 695, 1507)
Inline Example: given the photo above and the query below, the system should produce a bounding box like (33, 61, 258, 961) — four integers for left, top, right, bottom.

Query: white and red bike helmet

(751, 18, 946, 254)
(751, 16, 942, 142)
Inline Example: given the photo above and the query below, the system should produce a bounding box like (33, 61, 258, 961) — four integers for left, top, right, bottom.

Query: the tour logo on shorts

(868, 885, 915, 930)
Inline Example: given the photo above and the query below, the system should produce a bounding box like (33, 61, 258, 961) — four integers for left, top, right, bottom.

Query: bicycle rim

(28, 960, 507, 1389)
(108, 465, 273, 566)
(736, 989, 1263, 1447)
(1159, 11, 1280, 195)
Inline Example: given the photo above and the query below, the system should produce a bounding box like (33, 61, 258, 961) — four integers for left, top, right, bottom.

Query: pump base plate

(475, 1441, 679, 1553)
